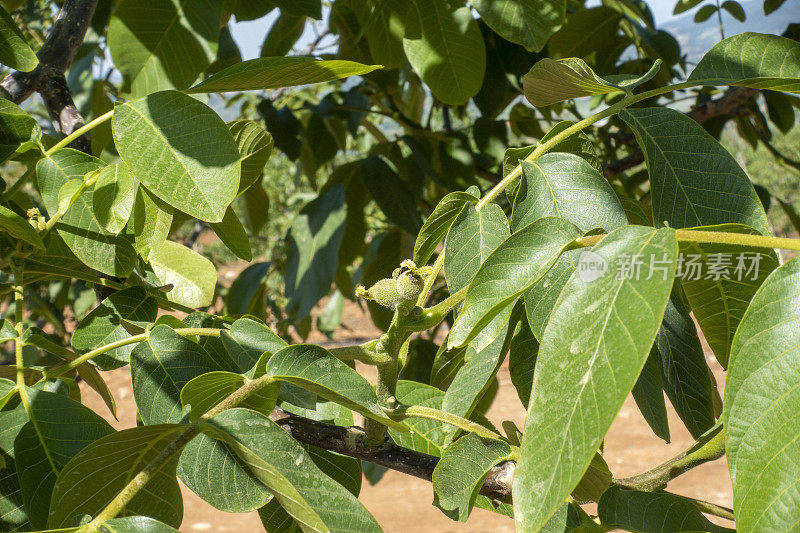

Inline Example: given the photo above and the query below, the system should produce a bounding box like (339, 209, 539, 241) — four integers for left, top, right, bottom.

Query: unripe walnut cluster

(356, 260, 432, 308)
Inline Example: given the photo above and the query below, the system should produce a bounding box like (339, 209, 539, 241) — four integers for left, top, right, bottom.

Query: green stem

(328, 340, 391, 365)
(684, 495, 735, 521)
(11, 261, 25, 390)
(44, 109, 113, 156)
(79, 373, 276, 532)
(416, 253, 445, 307)
(406, 286, 467, 332)
(616, 425, 726, 491)
(387, 404, 513, 446)
(44, 328, 223, 379)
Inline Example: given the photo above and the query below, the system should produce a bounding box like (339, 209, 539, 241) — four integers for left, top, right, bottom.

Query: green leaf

(226, 317, 287, 375)
(107, 0, 220, 97)
(350, 0, 408, 68)
(92, 162, 135, 234)
(131, 186, 172, 261)
(688, 32, 800, 92)
(514, 225, 677, 531)
(444, 203, 510, 295)
(210, 206, 252, 261)
(620, 107, 769, 232)
(655, 295, 716, 438)
(678, 224, 779, 367)
(14, 388, 114, 528)
(523, 58, 660, 107)
(720, 0, 745, 21)
(764, 0, 787, 14)
(432, 433, 512, 521)
(361, 155, 421, 235)
(402, 0, 486, 106)
(693, 4, 718, 22)
(673, 0, 703, 14)
(449, 217, 580, 349)
(187, 57, 381, 93)
(36, 149, 137, 276)
(631, 348, 670, 442)
(724, 256, 800, 531)
(598, 486, 734, 532)
(266, 344, 406, 431)
(511, 154, 626, 233)
(524, 250, 579, 341)
(113, 90, 241, 222)
(542, 501, 604, 533)
(0, 99, 39, 164)
(131, 325, 222, 424)
(177, 429, 270, 513)
(48, 424, 185, 528)
(471, 0, 565, 52)
(71, 286, 157, 370)
(0, 205, 43, 250)
(204, 408, 381, 533)
(413, 191, 477, 266)
(285, 184, 347, 319)
(548, 6, 622, 59)
(98, 516, 181, 532)
(508, 318, 539, 407)
(180, 371, 277, 421)
(228, 119, 273, 193)
(0, 5, 37, 71)
(226, 263, 272, 317)
(149, 240, 218, 308)
(260, 13, 306, 57)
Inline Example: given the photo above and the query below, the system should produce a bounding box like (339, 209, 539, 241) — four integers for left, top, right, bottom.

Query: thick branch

(268, 408, 515, 500)
(1, 0, 98, 152)
(603, 86, 756, 178)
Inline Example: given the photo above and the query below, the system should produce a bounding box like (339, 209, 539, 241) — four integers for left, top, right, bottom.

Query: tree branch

(268, 407, 515, 500)
(0, 0, 98, 152)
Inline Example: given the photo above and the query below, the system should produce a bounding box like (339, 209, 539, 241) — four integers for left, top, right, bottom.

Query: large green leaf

(678, 224, 779, 367)
(508, 318, 539, 407)
(0, 6, 37, 71)
(13, 388, 114, 528)
(149, 241, 218, 308)
(285, 184, 347, 319)
(351, 0, 408, 68)
(205, 408, 381, 533)
(187, 57, 381, 93)
(266, 344, 406, 431)
(180, 371, 277, 421)
(131, 325, 222, 425)
(444, 203, 509, 295)
(449, 217, 580, 350)
(620, 108, 769, 232)
(598, 486, 734, 532)
(107, 0, 220, 97)
(631, 348, 670, 442)
(113, 90, 241, 222)
(514, 225, 677, 531)
(225, 317, 287, 375)
(210, 206, 252, 261)
(48, 424, 184, 528)
(402, 0, 486, 106)
(655, 295, 716, 438)
(524, 250, 579, 341)
(131, 186, 172, 261)
(361, 155, 421, 235)
(523, 58, 660, 107)
(92, 162, 135, 234)
(228, 119, 273, 193)
(471, 0, 565, 52)
(413, 191, 477, 266)
(511, 154, 626, 233)
(71, 286, 157, 370)
(548, 6, 622, 59)
(724, 256, 800, 531)
(36, 149, 137, 276)
(688, 32, 800, 92)
(432, 433, 512, 521)
(97, 516, 181, 532)
(0, 205, 43, 250)
(0, 99, 39, 164)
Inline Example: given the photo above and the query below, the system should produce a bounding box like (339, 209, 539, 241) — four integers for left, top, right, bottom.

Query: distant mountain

(661, 0, 799, 64)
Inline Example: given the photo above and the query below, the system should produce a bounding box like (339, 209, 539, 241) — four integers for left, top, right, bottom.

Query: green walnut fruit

(357, 259, 432, 309)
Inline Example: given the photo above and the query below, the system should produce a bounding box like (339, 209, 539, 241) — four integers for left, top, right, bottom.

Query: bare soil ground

(79, 299, 734, 532)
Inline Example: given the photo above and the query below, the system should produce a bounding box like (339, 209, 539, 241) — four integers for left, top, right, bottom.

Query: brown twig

(268, 407, 515, 499)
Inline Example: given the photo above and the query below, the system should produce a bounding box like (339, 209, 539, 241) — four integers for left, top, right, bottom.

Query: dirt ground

(78, 299, 734, 532)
